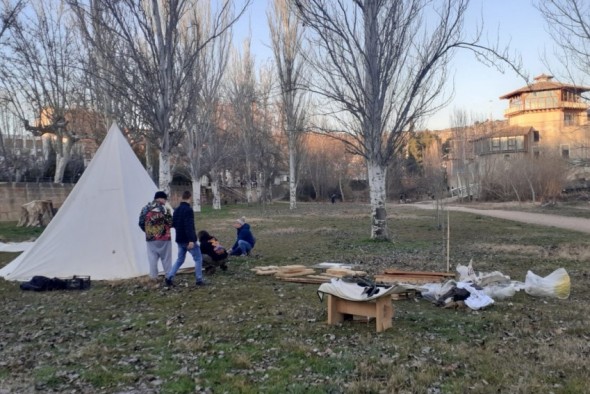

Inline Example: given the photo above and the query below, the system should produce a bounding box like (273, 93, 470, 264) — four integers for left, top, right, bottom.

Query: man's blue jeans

(167, 242, 203, 282)
(230, 240, 253, 256)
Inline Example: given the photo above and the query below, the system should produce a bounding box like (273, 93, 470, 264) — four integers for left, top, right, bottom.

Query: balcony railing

(504, 100, 587, 117)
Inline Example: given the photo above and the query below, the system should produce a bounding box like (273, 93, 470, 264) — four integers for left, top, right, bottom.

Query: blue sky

(232, 0, 557, 130)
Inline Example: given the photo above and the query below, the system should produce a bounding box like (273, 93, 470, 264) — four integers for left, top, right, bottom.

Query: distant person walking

(331, 194, 337, 204)
(138, 191, 173, 281)
(228, 216, 256, 256)
(166, 191, 205, 287)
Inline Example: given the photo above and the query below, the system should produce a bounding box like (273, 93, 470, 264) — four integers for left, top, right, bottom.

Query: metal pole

(446, 208, 450, 272)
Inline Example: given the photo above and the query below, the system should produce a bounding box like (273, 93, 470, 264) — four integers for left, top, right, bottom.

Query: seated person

(228, 216, 256, 256)
(198, 230, 228, 273)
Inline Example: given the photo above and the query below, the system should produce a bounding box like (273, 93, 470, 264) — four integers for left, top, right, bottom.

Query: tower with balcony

(499, 74, 590, 161)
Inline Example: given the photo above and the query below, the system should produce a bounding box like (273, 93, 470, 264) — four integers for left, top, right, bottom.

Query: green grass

(1, 201, 589, 393)
(0, 221, 44, 242)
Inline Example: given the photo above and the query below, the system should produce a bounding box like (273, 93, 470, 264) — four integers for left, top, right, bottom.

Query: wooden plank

(325, 267, 367, 277)
(280, 277, 329, 284)
(254, 270, 278, 276)
(382, 269, 454, 277)
(275, 268, 316, 278)
(305, 275, 335, 281)
(375, 274, 447, 284)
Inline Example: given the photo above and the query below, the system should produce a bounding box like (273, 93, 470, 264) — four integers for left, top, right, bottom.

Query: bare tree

(293, 0, 521, 240)
(69, 0, 249, 194)
(0, 0, 25, 42)
(299, 132, 350, 200)
(0, 0, 85, 183)
(0, 103, 35, 182)
(253, 62, 283, 206)
(537, 0, 590, 84)
(227, 39, 258, 203)
(181, 1, 232, 211)
(269, 0, 307, 210)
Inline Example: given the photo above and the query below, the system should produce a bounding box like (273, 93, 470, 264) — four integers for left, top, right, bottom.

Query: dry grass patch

(476, 242, 548, 257)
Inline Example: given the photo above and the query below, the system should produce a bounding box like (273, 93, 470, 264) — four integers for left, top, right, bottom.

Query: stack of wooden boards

(251, 265, 367, 284)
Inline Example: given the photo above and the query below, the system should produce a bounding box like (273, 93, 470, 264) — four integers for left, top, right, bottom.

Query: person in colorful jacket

(138, 191, 173, 280)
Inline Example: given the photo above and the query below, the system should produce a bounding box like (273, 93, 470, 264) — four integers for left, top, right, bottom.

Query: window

(525, 91, 558, 110)
(562, 145, 570, 159)
(507, 137, 516, 149)
(562, 90, 580, 103)
(564, 113, 575, 126)
(491, 138, 500, 151)
(509, 96, 522, 110)
(500, 138, 508, 151)
(533, 131, 540, 142)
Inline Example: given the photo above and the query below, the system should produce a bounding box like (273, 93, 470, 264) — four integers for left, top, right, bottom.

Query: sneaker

(165, 277, 174, 287)
(195, 281, 208, 287)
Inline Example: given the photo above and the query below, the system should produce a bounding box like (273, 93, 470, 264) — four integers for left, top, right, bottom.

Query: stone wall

(0, 183, 74, 222)
(0, 182, 276, 222)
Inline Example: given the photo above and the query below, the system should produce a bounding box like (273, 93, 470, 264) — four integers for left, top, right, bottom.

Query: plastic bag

(483, 283, 519, 300)
(524, 268, 570, 299)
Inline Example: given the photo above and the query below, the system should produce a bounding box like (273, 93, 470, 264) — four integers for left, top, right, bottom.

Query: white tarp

(318, 278, 406, 301)
(0, 123, 183, 281)
(0, 242, 34, 253)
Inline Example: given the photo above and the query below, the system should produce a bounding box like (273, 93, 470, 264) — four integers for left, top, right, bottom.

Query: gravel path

(406, 201, 590, 234)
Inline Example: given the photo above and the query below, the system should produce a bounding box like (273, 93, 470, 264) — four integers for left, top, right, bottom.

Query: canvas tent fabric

(0, 123, 181, 281)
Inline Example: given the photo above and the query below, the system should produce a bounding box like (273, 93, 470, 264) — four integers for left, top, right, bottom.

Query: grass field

(1, 201, 588, 393)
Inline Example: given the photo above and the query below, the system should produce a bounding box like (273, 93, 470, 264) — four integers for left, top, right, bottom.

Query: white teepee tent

(0, 123, 175, 281)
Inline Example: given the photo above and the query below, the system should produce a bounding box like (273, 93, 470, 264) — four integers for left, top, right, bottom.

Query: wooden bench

(327, 294, 394, 333)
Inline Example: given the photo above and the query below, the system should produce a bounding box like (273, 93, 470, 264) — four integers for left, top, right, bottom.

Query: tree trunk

(211, 177, 221, 210)
(289, 135, 297, 209)
(158, 150, 171, 194)
(145, 139, 155, 182)
(192, 178, 202, 212)
(368, 160, 389, 240)
(257, 171, 263, 203)
(18, 200, 54, 227)
(245, 160, 253, 203)
(53, 137, 74, 184)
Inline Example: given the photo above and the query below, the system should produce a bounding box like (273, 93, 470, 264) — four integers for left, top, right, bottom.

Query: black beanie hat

(154, 191, 168, 200)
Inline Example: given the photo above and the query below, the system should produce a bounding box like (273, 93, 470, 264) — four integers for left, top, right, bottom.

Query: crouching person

(228, 216, 256, 256)
(198, 230, 229, 274)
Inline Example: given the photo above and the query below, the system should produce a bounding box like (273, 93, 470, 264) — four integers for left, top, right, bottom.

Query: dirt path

(406, 201, 590, 234)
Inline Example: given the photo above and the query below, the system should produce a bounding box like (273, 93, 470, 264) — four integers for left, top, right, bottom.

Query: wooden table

(327, 294, 394, 333)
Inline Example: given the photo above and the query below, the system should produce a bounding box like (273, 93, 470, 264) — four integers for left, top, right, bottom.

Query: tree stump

(17, 200, 55, 227)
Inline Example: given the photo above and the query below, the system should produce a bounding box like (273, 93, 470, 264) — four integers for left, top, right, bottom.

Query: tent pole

(446, 208, 450, 272)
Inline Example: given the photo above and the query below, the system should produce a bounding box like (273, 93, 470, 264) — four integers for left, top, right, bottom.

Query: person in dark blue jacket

(228, 216, 256, 256)
(166, 191, 205, 286)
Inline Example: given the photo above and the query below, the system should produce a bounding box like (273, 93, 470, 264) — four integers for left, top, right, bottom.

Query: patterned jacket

(138, 201, 173, 241)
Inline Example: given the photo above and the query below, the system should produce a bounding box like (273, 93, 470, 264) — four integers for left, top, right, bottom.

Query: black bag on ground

(20, 276, 67, 291)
